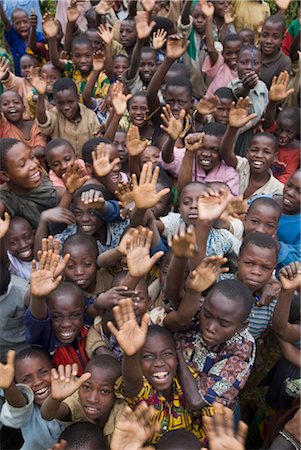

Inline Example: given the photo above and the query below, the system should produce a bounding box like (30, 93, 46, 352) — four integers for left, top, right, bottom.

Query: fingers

(149, 250, 164, 267)
(106, 320, 119, 338)
(75, 371, 92, 389)
(6, 350, 16, 367)
(236, 420, 249, 445)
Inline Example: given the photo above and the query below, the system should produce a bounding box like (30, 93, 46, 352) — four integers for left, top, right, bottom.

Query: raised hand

(256, 278, 281, 307)
(186, 256, 229, 293)
(92, 50, 105, 72)
(228, 97, 257, 129)
(141, 0, 156, 12)
(184, 132, 205, 152)
(135, 11, 156, 40)
(0, 350, 15, 389)
(117, 228, 135, 255)
(166, 34, 189, 60)
(29, 9, 38, 29)
(111, 81, 132, 116)
(219, 196, 249, 221)
(198, 188, 233, 222)
(269, 71, 294, 102)
(29, 66, 47, 95)
(126, 227, 164, 277)
(152, 29, 167, 50)
(202, 402, 248, 450)
(95, 0, 114, 14)
(197, 95, 219, 115)
(131, 162, 170, 209)
(92, 143, 121, 177)
(199, 0, 215, 17)
(279, 262, 301, 291)
(115, 182, 135, 207)
(168, 224, 198, 258)
(0, 211, 10, 238)
(107, 298, 149, 356)
(42, 13, 59, 39)
(275, 0, 291, 10)
(160, 104, 185, 140)
(31, 236, 70, 297)
(224, 6, 234, 24)
(80, 189, 105, 208)
(50, 364, 91, 401)
(40, 207, 76, 225)
(0, 57, 10, 80)
(67, 0, 80, 23)
(127, 125, 148, 157)
(61, 161, 90, 194)
(97, 23, 113, 44)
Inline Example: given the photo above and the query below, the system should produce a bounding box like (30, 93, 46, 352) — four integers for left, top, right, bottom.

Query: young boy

(58, 422, 108, 450)
(35, 78, 101, 158)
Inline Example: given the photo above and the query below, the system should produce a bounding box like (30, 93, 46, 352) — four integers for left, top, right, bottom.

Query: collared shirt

(64, 60, 110, 100)
(260, 49, 292, 89)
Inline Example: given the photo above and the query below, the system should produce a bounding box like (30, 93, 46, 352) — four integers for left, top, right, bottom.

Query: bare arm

(0, 2, 11, 31)
(219, 125, 238, 168)
(82, 69, 101, 109)
(205, 15, 218, 66)
(146, 56, 173, 114)
(176, 350, 205, 411)
(36, 93, 48, 124)
(177, 150, 194, 192)
(165, 254, 188, 309)
(48, 37, 65, 71)
(272, 288, 300, 343)
(164, 287, 200, 332)
(28, 12, 38, 54)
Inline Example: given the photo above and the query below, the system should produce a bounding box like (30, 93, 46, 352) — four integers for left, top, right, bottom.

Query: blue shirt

(277, 213, 301, 271)
(2, 0, 43, 32)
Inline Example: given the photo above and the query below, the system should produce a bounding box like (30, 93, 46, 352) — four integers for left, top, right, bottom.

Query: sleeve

(24, 309, 55, 352)
(202, 53, 224, 78)
(89, 110, 102, 136)
(36, 31, 46, 43)
(98, 200, 121, 222)
(278, 240, 301, 270)
(114, 376, 152, 407)
(276, 151, 300, 184)
(0, 384, 34, 428)
(36, 110, 57, 136)
(85, 317, 108, 358)
(4, 27, 18, 46)
(224, 166, 240, 196)
(235, 155, 250, 176)
(1, 70, 22, 90)
(31, 122, 47, 148)
(159, 147, 185, 178)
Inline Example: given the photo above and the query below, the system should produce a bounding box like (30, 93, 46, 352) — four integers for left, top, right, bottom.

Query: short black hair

(250, 131, 278, 153)
(86, 354, 121, 380)
(141, 46, 157, 59)
(62, 233, 99, 258)
(208, 279, 254, 320)
(20, 53, 39, 65)
(114, 54, 129, 63)
(263, 14, 286, 35)
(165, 77, 193, 97)
(128, 91, 147, 108)
(46, 281, 84, 305)
(157, 430, 201, 450)
(81, 137, 112, 165)
(59, 422, 108, 450)
(201, 122, 226, 137)
(0, 90, 23, 105)
(223, 33, 242, 47)
(0, 138, 20, 171)
(152, 16, 174, 35)
(167, 62, 191, 79)
(214, 87, 235, 101)
(53, 78, 78, 97)
(15, 346, 52, 367)
(240, 232, 279, 261)
(71, 34, 93, 52)
(247, 196, 281, 218)
(11, 8, 27, 20)
(45, 138, 75, 162)
(146, 324, 175, 346)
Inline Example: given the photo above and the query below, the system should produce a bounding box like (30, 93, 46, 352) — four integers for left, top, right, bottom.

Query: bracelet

(279, 430, 301, 450)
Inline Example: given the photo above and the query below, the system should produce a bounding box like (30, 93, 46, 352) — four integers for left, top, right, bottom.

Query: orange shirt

(0, 114, 46, 151)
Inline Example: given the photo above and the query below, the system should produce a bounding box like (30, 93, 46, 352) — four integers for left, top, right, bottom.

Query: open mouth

(252, 161, 264, 169)
(283, 197, 294, 207)
(59, 331, 75, 340)
(29, 171, 41, 183)
(18, 249, 33, 260)
(81, 225, 94, 233)
(74, 279, 88, 286)
(34, 386, 50, 400)
(151, 371, 169, 383)
(199, 159, 212, 167)
(84, 405, 99, 416)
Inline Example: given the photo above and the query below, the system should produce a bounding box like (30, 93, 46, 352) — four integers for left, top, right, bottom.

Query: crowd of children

(0, 0, 300, 448)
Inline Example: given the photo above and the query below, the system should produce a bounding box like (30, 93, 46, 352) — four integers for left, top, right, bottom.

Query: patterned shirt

(64, 60, 110, 100)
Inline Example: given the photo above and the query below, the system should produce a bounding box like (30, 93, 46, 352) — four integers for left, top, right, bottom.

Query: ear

(0, 171, 9, 183)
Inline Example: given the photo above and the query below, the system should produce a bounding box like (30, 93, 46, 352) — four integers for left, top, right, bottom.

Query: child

(0, 347, 65, 449)
(238, 28, 255, 46)
(243, 196, 281, 239)
(35, 77, 101, 158)
(113, 54, 130, 82)
(120, 16, 138, 58)
(58, 422, 108, 450)
(113, 129, 129, 173)
(0, 90, 46, 157)
(41, 356, 125, 446)
(259, 15, 292, 89)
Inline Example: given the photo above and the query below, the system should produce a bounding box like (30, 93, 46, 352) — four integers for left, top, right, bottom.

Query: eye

(82, 384, 90, 391)
(163, 351, 174, 357)
(250, 219, 259, 224)
(142, 354, 154, 360)
(100, 388, 111, 395)
(204, 309, 212, 318)
(66, 264, 74, 269)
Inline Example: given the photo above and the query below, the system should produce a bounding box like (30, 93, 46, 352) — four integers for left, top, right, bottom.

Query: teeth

(86, 406, 98, 413)
(34, 387, 49, 396)
(152, 371, 168, 380)
(19, 249, 32, 258)
(30, 171, 40, 181)
(284, 198, 293, 205)
(253, 161, 264, 167)
(75, 279, 86, 285)
(200, 160, 211, 165)
(60, 332, 73, 338)
(81, 226, 93, 231)
(9, 109, 17, 113)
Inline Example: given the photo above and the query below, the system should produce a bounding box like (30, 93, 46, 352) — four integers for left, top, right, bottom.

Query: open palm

(131, 163, 170, 209)
(228, 97, 257, 129)
(51, 365, 91, 401)
(127, 125, 147, 156)
(187, 256, 229, 293)
(0, 350, 15, 389)
(0, 212, 10, 238)
(269, 71, 294, 102)
(160, 105, 185, 140)
(127, 228, 163, 277)
(42, 13, 58, 38)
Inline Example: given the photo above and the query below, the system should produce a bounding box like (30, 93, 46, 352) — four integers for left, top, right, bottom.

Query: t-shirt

(260, 49, 292, 89)
(202, 53, 238, 96)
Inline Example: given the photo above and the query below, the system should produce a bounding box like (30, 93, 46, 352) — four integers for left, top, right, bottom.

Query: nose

(32, 375, 43, 387)
(19, 238, 27, 249)
(206, 320, 216, 335)
(153, 356, 165, 367)
(61, 317, 72, 328)
(87, 390, 99, 403)
(250, 265, 261, 276)
(74, 264, 84, 276)
(255, 224, 265, 233)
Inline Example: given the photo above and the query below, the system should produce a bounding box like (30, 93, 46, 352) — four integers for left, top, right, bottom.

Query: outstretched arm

(203, 0, 218, 66)
(0, 351, 27, 408)
(82, 51, 105, 109)
(0, 2, 11, 31)
(177, 133, 205, 192)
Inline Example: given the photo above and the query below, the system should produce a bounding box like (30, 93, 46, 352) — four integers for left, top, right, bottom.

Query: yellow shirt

(232, 0, 270, 42)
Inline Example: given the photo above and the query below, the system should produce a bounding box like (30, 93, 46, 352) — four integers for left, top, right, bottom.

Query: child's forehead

(248, 203, 279, 218)
(7, 216, 33, 234)
(87, 365, 116, 383)
(12, 10, 28, 20)
(49, 292, 84, 309)
(250, 134, 276, 150)
(262, 20, 283, 33)
(181, 183, 207, 198)
(121, 19, 135, 29)
(238, 48, 261, 60)
(72, 42, 92, 52)
(241, 242, 277, 260)
(15, 355, 52, 375)
(141, 51, 156, 62)
(0, 90, 22, 102)
(47, 144, 74, 158)
(166, 84, 190, 97)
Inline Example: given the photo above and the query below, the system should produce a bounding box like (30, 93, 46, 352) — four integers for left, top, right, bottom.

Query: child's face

(246, 135, 277, 174)
(141, 333, 177, 397)
(165, 85, 193, 119)
(20, 55, 39, 80)
(223, 40, 242, 71)
(64, 243, 98, 291)
(12, 10, 30, 39)
(41, 65, 62, 95)
(237, 244, 277, 293)
(0, 91, 24, 123)
(275, 116, 298, 147)
(140, 146, 160, 166)
(260, 21, 283, 57)
(151, 187, 170, 219)
(15, 356, 52, 406)
(196, 134, 221, 173)
(48, 292, 84, 343)
(72, 43, 93, 75)
(113, 56, 129, 81)
(85, 29, 102, 52)
(237, 49, 261, 79)
(199, 291, 245, 348)
(0, 143, 41, 190)
(73, 197, 104, 235)
(113, 131, 128, 165)
(129, 96, 149, 127)
(212, 97, 232, 124)
(179, 183, 207, 226)
(47, 144, 76, 179)
(244, 205, 279, 237)
(212, 0, 230, 18)
(131, 279, 150, 324)
(239, 30, 255, 46)
(102, 145, 122, 186)
(138, 52, 157, 84)
(191, 4, 206, 34)
(282, 171, 301, 215)
(79, 366, 116, 422)
(5, 217, 34, 261)
(54, 89, 79, 120)
(120, 19, 137, 48)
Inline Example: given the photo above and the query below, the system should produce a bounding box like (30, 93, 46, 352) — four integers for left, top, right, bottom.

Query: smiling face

(237, 48, 261, 79)
(41, 64, 62, 95)
(275, 116, 298, 147)
(213, 0, 230, 18)
(129, 95, 149, 127)
(114, 130, 128, 164)
(140, 145, 160, 166)
(20, 54, 40, 80)
(72, 197, 104, 237)
(12, 10, 30, 39)
(15, 355, 52, 406)
(113, 55, 129, 81)
(164, 85, 193, 119)
(179, 183, 208, 225)
(196, 134, 221, 173)
(141, 333, 177, 398)
(223, 40, 242, 71)
(72, 43, 93, 75)
(5, 217, 34, 261)
(237, 244, 277, 293)
(54, 88, 80, 121)
(46, 144, 76, 179)
(260, 21, 283, 57)
(0, 91, 24, 123)
(282, 171, 301, 215)
(64, 243, 98, 291)
(85, 29, 102, 52)
(246, 135, 277, 174)
(139, 52, 157, 84)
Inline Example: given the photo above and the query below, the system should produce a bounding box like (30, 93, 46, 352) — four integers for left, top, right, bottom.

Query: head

(196, 123, 226, 173)
(141, 325, 177, 397)
(212, 0, 230, 18)
(222, 34, 242, 70)
(63, 233, 99, 291)
(237, 232, 279, 293)
(11, 8, 29, 39)
(85, 28, 102, 52)
(239, 28, 255, 46)
(71, 35, 93, 75)
(166, 62, 191, 81)
(140, 145, 160, 166)
(282, 170, 301, 215)
(0, 139, 41, 190)
(275, 108, 300, 147)
(128, 92, 149, 127)
(200, 279, 253, 347)
(246, 132, 278, 174)
(260, 15, 286, 57)
(45, 138, 77, 179)
(179, 181, 208, 226)
(113, 129, 128, 166)
(157, 430, 201, 450)
(164, 78, 193, 119)
(113, 54, 129, 81)
(14, 346, 52, 406)
(82, 137, 110, 174)
(78, 355, 121, 423)
(53, 78, 80, 121)
(59, 422, 107, 450)
(237, 45, 262, 79)
(47, 282, 85, 344)
(244, 197, 281, 237)
(4, 216, 35, 261)
(41, 62, 63, 95)
(20, 54, 40, 80)
(139, 47, 157, 85)
(213, 87, 235, 124)
(191, 1, 206, 34)
(0, 90, 24, 123)
(120, 17, 137, 49)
